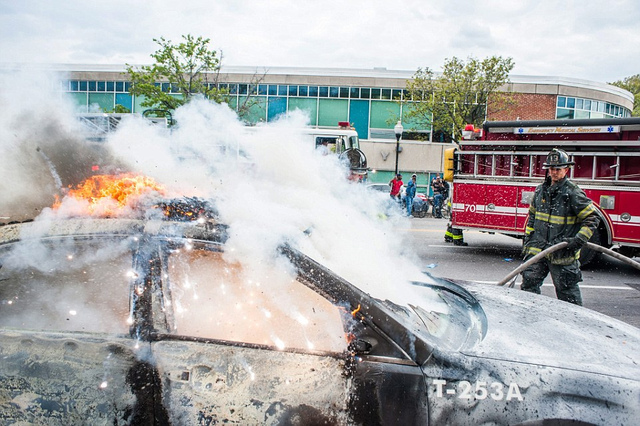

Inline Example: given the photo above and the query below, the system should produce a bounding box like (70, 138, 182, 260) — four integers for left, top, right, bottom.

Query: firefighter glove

(563, 236, 586, 252)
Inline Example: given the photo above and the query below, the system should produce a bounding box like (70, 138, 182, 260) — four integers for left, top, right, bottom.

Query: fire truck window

(315, 137, 337, 154)
(532, 155, 547, 178)
(595, 156, 617, 180)
(460, 154, 475, 175)
(619, 157, 640, 181)
(166, 248, 347, 353)
(478, 154, 493, 176)
(494, 155, 510, 176)
(573, 156, 594, 179)
(513, 155, 530, 177)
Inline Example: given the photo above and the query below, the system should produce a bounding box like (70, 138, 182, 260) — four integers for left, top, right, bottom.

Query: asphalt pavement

(401, 216, 640, 329)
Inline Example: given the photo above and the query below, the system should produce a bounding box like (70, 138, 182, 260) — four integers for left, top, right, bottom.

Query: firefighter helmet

(543, 148, 574, 169)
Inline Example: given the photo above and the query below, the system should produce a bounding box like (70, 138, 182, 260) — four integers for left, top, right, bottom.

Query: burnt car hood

(454, 280, 640, 381)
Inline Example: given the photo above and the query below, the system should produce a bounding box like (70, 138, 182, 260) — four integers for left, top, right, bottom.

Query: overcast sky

(1, 0, 638, 83)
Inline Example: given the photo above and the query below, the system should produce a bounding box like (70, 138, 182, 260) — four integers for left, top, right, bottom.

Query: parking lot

(400, 216, 640, 328)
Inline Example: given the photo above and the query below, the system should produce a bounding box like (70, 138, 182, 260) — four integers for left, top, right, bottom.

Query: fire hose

(497, 241, 640, 287)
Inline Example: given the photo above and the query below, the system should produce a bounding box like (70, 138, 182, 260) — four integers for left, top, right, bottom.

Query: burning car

(1, 176, 640, 425)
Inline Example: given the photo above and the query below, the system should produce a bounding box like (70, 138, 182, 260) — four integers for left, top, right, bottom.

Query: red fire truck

(444, 117, 640, 264)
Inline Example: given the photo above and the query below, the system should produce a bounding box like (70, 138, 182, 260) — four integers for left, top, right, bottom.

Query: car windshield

(380, 281, 487, 352)
(0, 235, 348, 353)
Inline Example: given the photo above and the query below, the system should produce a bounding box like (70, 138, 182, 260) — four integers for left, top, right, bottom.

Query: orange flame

(54, 174, 166, 217)
(351, 304, 361, 317)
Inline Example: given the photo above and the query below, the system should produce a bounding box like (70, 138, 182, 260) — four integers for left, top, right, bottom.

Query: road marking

(469, 281, 635, 290)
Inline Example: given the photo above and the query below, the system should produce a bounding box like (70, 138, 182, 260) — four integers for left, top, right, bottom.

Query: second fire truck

(445, 117, 640, 264)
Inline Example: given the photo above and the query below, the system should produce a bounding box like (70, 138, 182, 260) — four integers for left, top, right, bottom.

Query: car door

(0, 237, 142, 424)
(150, 244, 352, 424)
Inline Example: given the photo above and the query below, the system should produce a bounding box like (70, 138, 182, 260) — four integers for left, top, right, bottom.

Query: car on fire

(1, 197, 639, 425)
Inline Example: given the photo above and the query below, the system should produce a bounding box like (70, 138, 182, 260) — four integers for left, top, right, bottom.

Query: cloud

(1, 1, 639, 81)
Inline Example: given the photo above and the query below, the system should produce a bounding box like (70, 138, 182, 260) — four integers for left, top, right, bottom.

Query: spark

(69, 310, 77, 316)
(67, 254, 73, 260)
(99, 381, 108, 389)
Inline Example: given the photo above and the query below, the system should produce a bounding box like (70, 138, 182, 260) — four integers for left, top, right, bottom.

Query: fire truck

(444, 117, 640, 264)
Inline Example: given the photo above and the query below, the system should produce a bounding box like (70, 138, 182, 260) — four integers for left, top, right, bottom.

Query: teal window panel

(370, 101, 400, 128)
(288, 98, 318, 125)
(402, 102, 431, 131)
(267, 97, 287, 121)
(556, 108, 574, 119)
(88, 93, 114, 112)
(67, 92, 88, 112)
(133, 95, 147, 114)
(318, 99, 348, 126)
(115, 93, 133, 112)
(349, 100, 369, 140)
(240, 95, 267, 124)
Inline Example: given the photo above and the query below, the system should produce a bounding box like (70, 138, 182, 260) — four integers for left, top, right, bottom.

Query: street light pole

(394, 121, 403, 175)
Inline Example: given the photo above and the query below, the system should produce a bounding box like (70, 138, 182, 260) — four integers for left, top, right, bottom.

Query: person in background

(389, 173, 403, 202)
(431, 175, 445, 218)
(405, 174, 417, 216)
(520, 148, 600, 306)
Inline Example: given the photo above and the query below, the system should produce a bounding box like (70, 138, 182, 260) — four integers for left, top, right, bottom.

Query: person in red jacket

(389, 173, 403, 202)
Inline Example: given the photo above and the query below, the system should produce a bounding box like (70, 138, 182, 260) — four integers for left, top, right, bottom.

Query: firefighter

(444, 222, 467, 246)
(520, 148, 600, 305)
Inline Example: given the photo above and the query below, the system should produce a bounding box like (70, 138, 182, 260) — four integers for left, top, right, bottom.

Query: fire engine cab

(445, 117, 640, 263)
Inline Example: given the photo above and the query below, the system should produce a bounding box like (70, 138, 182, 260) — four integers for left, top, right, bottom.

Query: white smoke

(0, 70, 438, 308)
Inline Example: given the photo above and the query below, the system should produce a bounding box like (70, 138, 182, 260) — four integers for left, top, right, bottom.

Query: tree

(126, 35, 264, 121)
(403, 56, 514, 142)
(610, 74, 640, 116)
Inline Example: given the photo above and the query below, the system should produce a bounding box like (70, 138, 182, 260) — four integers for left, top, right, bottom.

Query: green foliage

(126, 34, 228, 112)
(609, 74, 640, 116)
(111, 104, 131, 113)
(404, 56, 514, 142)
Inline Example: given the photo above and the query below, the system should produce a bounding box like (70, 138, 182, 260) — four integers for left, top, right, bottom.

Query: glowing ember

(55, 174, 166, 217)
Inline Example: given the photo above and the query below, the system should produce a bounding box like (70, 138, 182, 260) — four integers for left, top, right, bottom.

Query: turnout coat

(523, 176, 600, 265)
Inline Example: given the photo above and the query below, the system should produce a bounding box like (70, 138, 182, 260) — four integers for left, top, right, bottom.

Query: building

(26, 64, 638, 186)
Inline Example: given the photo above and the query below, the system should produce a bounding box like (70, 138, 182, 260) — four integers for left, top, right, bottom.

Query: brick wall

(487, 93, 557, 121)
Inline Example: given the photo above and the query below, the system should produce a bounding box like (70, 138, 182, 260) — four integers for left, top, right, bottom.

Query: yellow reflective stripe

(577, 203, 596, 220)
(525, 226, 534, 235)
(534, 212, 577, 225)
(529, 206, 536, 214)
(578, 227, 593, 240)
(525, 247, 541, 255)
